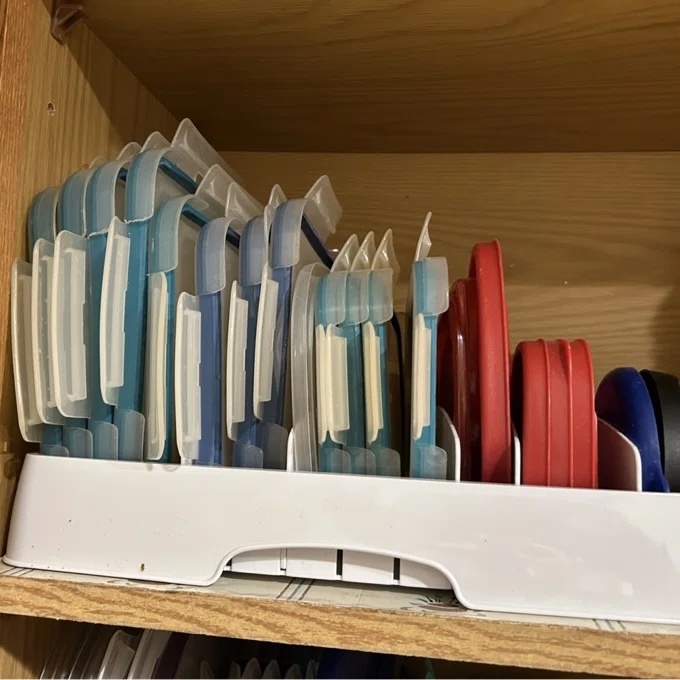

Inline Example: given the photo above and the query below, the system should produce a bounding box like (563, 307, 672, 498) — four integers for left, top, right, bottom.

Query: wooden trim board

(0, 565, 679, 677)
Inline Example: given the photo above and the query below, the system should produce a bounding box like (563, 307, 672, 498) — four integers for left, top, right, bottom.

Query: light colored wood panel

(0, 614, 64, 679)
(226, 151, 680, 381)
(0, 0, 177, 550)
(1, 569, 679, 677)
(85, 0, 680, 153)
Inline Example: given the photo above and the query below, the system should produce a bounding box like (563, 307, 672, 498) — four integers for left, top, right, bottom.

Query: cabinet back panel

(85, 0, 680, 153)
(227, 151, 680, 382)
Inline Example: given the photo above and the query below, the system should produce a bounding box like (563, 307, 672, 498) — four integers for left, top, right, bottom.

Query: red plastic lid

(545, 340, 571, 487)
(569, 339, 598, 488)
(470, 241, 512, 483)
(512, 341, 549, 486)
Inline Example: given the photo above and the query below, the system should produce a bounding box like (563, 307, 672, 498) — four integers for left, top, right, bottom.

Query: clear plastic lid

(172, 118, 242, 184)
(97, 629, 138, 679)
(118, 140, 142, 158)
(86, 156, 135, 236)
(195, 216, 241, 296)
(198, 164, 262, 220)
(175, 292, 202, 462)
(28, 187, 59, 251)
(330, 234, 358, 274)
(59, 168, 98, 236)
(226, 182, 264, 226)
(350, 232, 375, 272)
(51, 230, 90, 419)
(127, 630, 172, 680)
(31, 239, 64, 425)
(373, 229, 400, 279)
(11, 259, 42, 442)
(241, 658, 263, 680)
(303, 175, 342, 243)
(142, 131, 171, 151)
(263, 660, 282, 679)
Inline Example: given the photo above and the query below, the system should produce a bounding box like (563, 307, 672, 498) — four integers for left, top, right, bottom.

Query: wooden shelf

(0, 564, 679, 678)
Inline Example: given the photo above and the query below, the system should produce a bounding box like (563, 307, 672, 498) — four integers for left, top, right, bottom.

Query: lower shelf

(0, 564, 679, 678)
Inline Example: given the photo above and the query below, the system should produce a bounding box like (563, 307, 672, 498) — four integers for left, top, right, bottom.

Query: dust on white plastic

(291, 263, 328, 471)
(51, 230, 90, 419)
(31, 239, 63, 425)
(11, 259, 42, 442)
(97, 629, 138, 679)
(172, 118, 241, 184)
(145, 273, 168, 460)
(226, 281, 248, 440)
(127, 629, 171, 680)
(141, 131, 171, 151)
(175, 292, 202, 462)
(99, 219, 130, 406)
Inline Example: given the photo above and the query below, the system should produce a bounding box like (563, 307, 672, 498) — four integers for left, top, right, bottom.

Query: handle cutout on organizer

(101, 220, 130, 406)
(598, 418, 642, 491)
(52, 231, 89, 418)
(175, 292, 201, 461)
(226, 282, 248, 439)
(145, 273, 169, 461)
(253, 272, 279, 418)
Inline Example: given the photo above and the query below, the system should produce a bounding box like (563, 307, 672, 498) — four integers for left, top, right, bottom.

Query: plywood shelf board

(0, 565, 680, 677)
(83, 0, 680, 153)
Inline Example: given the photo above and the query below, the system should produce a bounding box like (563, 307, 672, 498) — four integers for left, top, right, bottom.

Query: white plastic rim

(253, 269, 279, 419)
(51, 230, 90, 418)
(225, 282, 248, 440)
(175, 292, 201, 462)
(100, 219, 130, 406)
(31, 239, 63, 425)
(144, 272, 169, 461)
(11, 260, 41, 442)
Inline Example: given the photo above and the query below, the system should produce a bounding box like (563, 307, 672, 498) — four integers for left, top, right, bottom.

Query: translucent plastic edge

(414, 257, 449, 317)
(436, 406, 461, 482)
(367, 269, 394, 324)
(373, 229, 400, 280)
(291, 263, 328, 471)
(141, 131, 171, 151)
(411, 313, 430, 440)
(414, 212, 433, 261)
(226, 182, 264, 226)
(28, 187, 58, 250)
(175, 292, 201, 462)
(88, 156, 106, 169)
(196, 165, 239, 216)
(11, 260, 42, 442)
(362, 321, 383, 445)
(100, 219, 130, 406)
(330, 234, 359, 273)
(144, 272, 168, 461)
(172, 118, 242, 183)
(253, 268, 279, 418)
(226, 282, 248, 440)
(270, 199, 304, 269)
(51, 230, 90, 418)
(117, 141, 142, 160)
(97, 630, 137, 680)
(304, 175, 342, 239)
(31, 239, 64, 424)
(350, 231, 376, 272)
(127, 630, 171, 680)
(343, 270, 371, 326)
(196, 217, 237, 296)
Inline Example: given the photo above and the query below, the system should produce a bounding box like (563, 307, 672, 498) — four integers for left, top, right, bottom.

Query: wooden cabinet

(1, 0, 680, 676)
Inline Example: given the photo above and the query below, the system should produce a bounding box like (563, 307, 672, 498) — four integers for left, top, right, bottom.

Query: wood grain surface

(0, 572, 679, 677)
(83, 0, 680, 153)
(0, 614, 64, 678)
(226, 150, 680, 382)
(0, 0, 176, 549)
